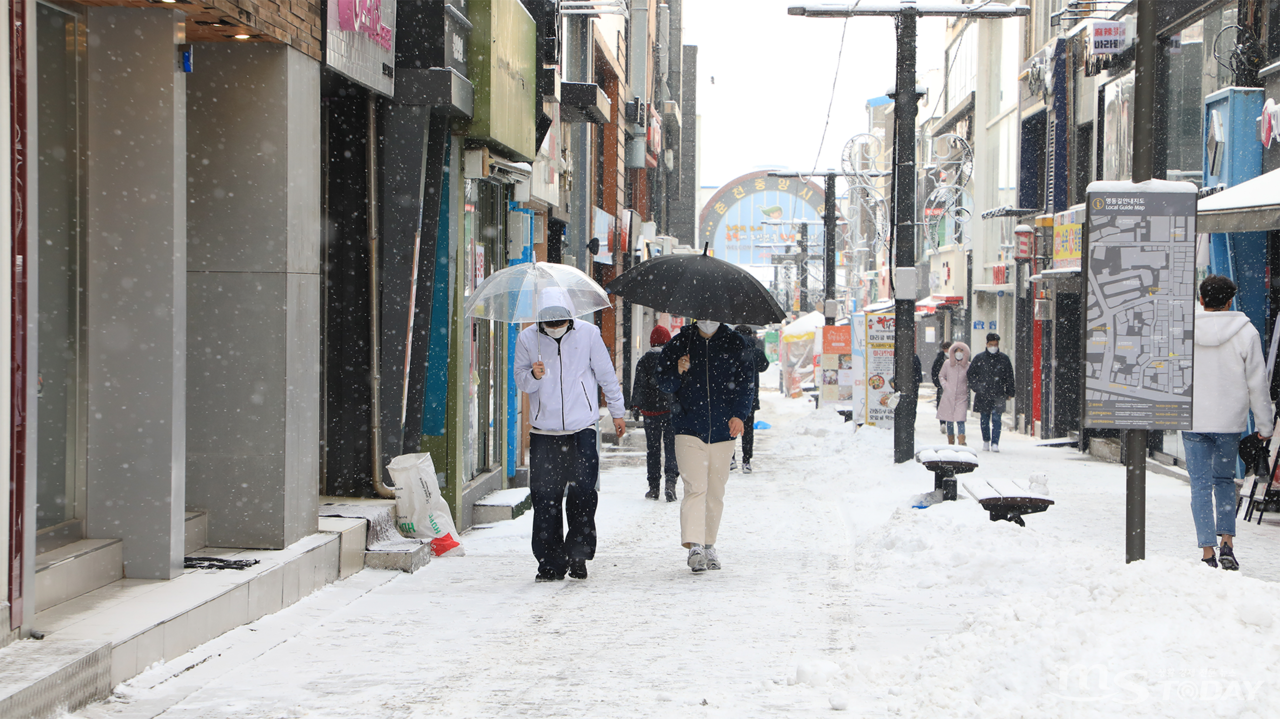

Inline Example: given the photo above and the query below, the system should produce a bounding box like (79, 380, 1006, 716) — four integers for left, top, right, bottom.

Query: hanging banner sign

(865, 311, 896, 427)
(1082, 180, 1197, 430)
(1087, 20, 1126, 56)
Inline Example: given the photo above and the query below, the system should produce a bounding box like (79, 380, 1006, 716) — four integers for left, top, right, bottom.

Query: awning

(1197, 167, 1280, 233)
(916, 295, 962, 313)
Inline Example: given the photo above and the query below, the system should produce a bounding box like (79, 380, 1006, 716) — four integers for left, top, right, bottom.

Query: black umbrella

(606, 245, 787, 325)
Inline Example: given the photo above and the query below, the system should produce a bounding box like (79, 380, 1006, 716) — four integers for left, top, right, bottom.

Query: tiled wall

(208, 0, 324, 60)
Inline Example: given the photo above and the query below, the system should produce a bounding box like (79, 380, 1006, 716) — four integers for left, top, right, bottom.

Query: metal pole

(1125, 426, 1147, 562)
(1124, 0, 1156, 563)
(892, 8, 918, 464)
(798, 223, 809, 312)
(824, 173, 837, 325)
(567, 15, 592, 271)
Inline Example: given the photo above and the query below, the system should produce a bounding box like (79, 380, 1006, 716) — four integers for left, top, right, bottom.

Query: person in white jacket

(1185, 275, 1274, 570)
(514, 289, 626, 582)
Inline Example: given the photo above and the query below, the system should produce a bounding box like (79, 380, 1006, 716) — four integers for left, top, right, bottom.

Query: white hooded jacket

(514, 320, 626, 433)
(1191, 308, 1274, 435)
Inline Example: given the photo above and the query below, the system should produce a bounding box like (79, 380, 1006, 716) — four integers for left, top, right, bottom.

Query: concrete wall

(84, 8, 188, 580)
(186, 44, 320, 549)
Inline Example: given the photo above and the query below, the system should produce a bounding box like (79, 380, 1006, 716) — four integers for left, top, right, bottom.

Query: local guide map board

(1082, 180, 1197, 430)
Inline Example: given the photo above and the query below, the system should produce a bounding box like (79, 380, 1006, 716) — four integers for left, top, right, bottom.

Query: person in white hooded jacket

(1185, 275, 1274, 570)
(514, 289, 626, 582)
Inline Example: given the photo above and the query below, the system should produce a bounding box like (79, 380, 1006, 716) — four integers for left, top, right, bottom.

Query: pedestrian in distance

(730, 324, 771, 474)
(655, 319, 754, 574)
(1184, 275, 1273, 570)
(966, 332, 1015, 452)
(937, 342, 971, 446)
(514, 289, 627, 583)
(932, 340, 953, 434)
(630, 326, 680, 502)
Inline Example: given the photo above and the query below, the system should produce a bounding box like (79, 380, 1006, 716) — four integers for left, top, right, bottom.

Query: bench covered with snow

(962, 478, 1054, 526)
(915, 445, 979, 501)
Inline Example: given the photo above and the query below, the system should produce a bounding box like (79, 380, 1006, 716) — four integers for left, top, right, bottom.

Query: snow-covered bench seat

(914, 445, 979, 501)
(962, 478, 1054, 526)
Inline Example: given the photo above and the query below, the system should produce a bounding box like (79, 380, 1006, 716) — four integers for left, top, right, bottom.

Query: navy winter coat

(655, 325, 755, 444)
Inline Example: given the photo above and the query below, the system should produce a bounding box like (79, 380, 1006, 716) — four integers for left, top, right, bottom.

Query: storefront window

(1164, 9, 1238, 185)
(36, 3, 87, 535)
(462, 179, 507, 480)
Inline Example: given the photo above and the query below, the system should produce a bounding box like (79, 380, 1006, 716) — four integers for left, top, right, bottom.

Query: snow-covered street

(76, 392, 1280, 718)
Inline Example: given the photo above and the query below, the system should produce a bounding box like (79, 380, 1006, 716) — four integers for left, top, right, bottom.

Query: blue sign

(973, 320, 985, 329)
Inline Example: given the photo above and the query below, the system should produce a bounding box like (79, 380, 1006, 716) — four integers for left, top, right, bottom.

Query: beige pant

(675, 435, 735, 547)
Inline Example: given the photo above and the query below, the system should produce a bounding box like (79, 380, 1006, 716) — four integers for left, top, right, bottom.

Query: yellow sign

(1053, 205, 1085, 269)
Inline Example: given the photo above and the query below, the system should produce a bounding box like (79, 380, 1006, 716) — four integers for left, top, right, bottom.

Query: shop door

(35, 4, 88, 543)
(467, 180, 507, 477)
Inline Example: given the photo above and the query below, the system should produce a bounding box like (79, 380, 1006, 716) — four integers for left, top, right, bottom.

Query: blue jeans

(1182, 432, 1239, 548)
(979, 411, 1002, 444)
(946, 421, 966, 435)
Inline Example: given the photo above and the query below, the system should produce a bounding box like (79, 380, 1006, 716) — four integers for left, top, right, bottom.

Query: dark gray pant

(529, 429, 599, 576)
(644, 413, 678, 488)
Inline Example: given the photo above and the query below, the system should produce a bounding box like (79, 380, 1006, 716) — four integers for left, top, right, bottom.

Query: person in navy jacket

(655, 320, 754, 573)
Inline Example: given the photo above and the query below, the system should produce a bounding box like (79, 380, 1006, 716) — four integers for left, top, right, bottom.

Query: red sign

(823, 325, 852, 354)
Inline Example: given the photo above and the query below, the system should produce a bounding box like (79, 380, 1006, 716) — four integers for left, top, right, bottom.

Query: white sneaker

(983, 442, 991, 451)
(992, 444, 1000, 453)
(705, 545, 721, 570)
(939, 424, 948, 435)
(730, 456, 738, 471)
(687, 544, 707, 573)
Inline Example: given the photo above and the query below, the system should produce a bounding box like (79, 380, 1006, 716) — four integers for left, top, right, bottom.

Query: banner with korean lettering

(865, 312, 895, 427)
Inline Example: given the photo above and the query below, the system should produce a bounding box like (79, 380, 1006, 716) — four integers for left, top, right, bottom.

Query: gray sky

(683, 0, 948, 189)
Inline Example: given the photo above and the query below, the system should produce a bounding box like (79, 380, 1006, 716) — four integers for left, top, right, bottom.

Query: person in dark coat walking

(731, 325, 771, 474)
(966, 332, 1015, 452)
(630, 326, 679, 501)
(655, 320, 754, 573)
(931, 340, 953, 435)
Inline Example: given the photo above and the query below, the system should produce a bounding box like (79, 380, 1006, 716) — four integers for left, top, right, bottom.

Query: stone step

(0, 638, 111, 719)
(472, 488, 532, 524)
(34, 539, 123, 614)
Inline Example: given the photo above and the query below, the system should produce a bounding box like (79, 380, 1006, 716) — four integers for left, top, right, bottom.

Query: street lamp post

(788, 1, 1029, 463)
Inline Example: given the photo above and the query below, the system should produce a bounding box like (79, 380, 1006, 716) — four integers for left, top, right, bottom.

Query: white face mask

(699, 321, 721, 336)
(955, 352, 964, 361)
(544, 324, 569, 339)
(986, 345, 998, 354)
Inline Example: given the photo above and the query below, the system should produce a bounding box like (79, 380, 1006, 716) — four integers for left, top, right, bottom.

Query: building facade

(3, 0, 698, 712)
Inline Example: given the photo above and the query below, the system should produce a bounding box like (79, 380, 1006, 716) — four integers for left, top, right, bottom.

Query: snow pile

(853, 557, 1280, 717)
(845, 495, 1280, 717)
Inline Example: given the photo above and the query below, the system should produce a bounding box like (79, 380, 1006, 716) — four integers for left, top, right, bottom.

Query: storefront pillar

(84, 8, 187, 579)
(185, 44, 321, 549)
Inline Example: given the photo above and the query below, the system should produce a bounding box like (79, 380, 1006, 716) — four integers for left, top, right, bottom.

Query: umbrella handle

(534, 276, 541, 362)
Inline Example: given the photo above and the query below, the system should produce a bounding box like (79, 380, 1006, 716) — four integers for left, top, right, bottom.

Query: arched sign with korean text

(697, 171, 829, 267)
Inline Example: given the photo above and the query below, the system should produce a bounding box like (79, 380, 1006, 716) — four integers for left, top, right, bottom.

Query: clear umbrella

(463, 261, 612, 359)
(464, 261, 611, 323)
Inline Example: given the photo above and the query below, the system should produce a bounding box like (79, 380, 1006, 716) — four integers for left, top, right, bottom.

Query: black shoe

(568, 559, 588, 579)
(665, 483, 678, 502)
(1202, 550, 1219, 569)
(535, 568, 565, 582)
(644, 486, 660, 500)
(1219, 543, 1239, 571)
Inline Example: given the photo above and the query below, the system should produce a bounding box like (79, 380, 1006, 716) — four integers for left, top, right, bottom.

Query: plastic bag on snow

(387, 452, 464, 556)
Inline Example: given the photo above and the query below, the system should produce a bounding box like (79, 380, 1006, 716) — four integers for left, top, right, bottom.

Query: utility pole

(824, 173, 837, 325)
(1124, 0, 1157, 564)
(789, 1, 1029, 464)
(890, 7, 920, 464)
